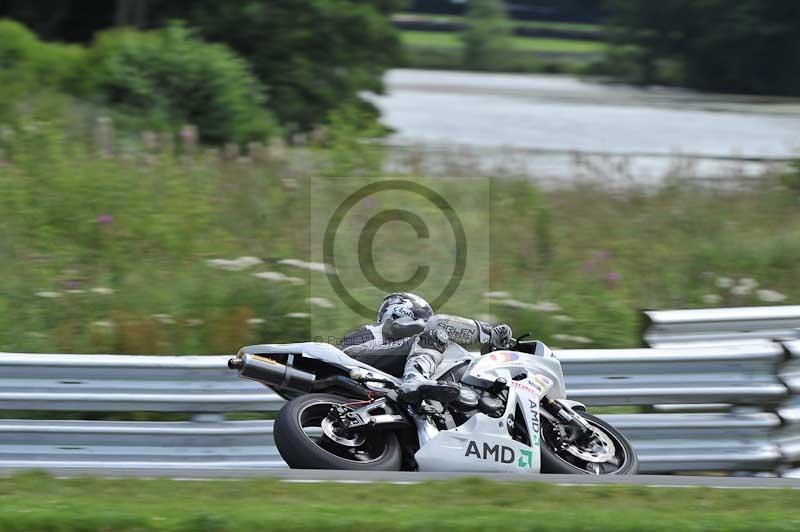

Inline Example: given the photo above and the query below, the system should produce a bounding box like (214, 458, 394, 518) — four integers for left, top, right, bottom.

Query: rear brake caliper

(329, 404, 367, 430)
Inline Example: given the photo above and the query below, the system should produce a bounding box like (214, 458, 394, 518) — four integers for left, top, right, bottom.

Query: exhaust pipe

(228, 353, 315, 393)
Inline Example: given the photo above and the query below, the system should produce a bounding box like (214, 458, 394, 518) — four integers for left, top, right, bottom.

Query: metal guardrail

(0, 414, 781, 475)
(0, 340, 797, 476)
(559, 343, 787, 406)
(778, 340, 800, 476)
(639, 306, 800, 476)
(642, 305, 800, 347)
(1, 343, 786, 410)
(0, 354, 280, 412)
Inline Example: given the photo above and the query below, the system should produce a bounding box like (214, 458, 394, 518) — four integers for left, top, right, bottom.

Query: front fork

(540, 397, 593, 444)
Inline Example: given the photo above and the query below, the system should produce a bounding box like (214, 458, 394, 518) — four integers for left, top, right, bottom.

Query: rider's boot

(397, 350, 467, 406)
(397, 370, 461, 405)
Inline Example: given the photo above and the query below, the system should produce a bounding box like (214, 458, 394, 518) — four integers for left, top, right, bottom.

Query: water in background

(370, 69, 800, 186)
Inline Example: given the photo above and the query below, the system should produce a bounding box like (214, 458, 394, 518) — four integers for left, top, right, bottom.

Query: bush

(0, 19, 85, 91)
(185, 0, 403, 133)
(81, 23, 279, 144)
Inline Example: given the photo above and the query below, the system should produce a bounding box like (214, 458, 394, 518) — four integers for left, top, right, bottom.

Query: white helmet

(377, 292, 433, 323)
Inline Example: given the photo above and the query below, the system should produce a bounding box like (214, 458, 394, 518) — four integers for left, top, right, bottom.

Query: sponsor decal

(527, 398, 541, 446)
(517, 449, 534, 469)
(465, 440, 516, 464)
(436, 322, 474, 341)
(391, 304, 414, 319)
(510, 379, 537, 395)
(510, 374, 552, 396)
(511, 381, 543, 447)
(530, 374, 553, 393)
(464, 440, 535, 469)
(488, 351, 519, 363)
(510, 377, 544, 447)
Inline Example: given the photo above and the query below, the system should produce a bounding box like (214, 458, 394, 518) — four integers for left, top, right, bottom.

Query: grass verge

(0, 472, 798, 531)
(1, 103, 799, 355)
(401, 30, 604, 53)
(394, 13, 602, 35)
(399, 30, 604, 72)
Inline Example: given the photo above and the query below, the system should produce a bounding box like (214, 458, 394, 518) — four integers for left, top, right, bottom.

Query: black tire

(274, 393, 403, 470)
(540, 412, 639, 475)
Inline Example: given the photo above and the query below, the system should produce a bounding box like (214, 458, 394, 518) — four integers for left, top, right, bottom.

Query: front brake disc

(563, 428, 616, 463)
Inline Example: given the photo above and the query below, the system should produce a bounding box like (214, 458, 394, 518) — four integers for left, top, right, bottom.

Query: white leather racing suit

(338, 314, 510, 379)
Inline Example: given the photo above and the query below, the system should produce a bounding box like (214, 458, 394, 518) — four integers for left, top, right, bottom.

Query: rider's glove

(418, 328, 449, 354)
(490, 324, 513, 349)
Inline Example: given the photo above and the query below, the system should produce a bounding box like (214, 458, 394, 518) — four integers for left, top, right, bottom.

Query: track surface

(2, 466, 799, 489)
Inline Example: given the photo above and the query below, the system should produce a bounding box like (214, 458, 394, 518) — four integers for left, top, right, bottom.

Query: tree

(461, 0, 512, 69)
(113, 0, 149, 28)
(0, 0, 404, 133)
(607, 0, 800, 96)
(183, 0, 403, 134)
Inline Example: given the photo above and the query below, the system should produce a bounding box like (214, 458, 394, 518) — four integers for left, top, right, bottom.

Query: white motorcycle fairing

(415, 349, 557, 473)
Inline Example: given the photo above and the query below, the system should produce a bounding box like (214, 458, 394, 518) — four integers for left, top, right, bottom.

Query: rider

(337, 292, 513, 405)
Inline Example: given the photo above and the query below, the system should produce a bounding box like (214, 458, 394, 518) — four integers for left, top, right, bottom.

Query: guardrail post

(776, 340, 800, 476)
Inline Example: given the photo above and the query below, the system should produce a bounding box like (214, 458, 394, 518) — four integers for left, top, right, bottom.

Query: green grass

(1, 91, 799, 356)
(399, 29, 605, 72)
(511, 37, 604, 53)
(401, 30, 604, 53)
(0, 472, 798, 531)
(394, 13, 602, 35)
(515, 20, 601, 34)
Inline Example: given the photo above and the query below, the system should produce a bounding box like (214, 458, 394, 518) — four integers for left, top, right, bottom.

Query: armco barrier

(777, 340, 800, 476)
(557, 343, 787, 406)
(0, 340, 795, 475)
(641, 305, 800, 347)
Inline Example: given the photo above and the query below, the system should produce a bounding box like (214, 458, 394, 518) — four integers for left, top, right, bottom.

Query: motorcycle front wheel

(274, 393, 402, 470)
(539, 412, 639, 474)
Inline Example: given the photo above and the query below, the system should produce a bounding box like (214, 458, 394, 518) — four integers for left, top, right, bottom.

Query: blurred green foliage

(0, 93, 309, 355)
(0, 10, 798, 355)
(0, 19, 85, 90)
(321, 103, 387, 176)
(0, 19, 85, 118)
(461, 0, 512, 69)
(81, 23, 279, 144)
(399, 23, 603, 73)
(0, 93, 798, 355)
(0, 19, 279, 144)
(185, 0, 403, 134)
(606, 0, 800, 95)
(1, 0, 405, 138)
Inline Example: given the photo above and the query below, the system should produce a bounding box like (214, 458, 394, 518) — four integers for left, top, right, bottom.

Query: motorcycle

(228, 335, 638, 474)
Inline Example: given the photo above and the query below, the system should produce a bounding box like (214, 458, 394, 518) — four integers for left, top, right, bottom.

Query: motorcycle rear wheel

(274, 393, 402, 470)
(539, 412, 639, 475)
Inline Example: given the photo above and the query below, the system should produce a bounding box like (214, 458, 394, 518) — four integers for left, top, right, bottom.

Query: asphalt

(2, 466, 799, 489)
